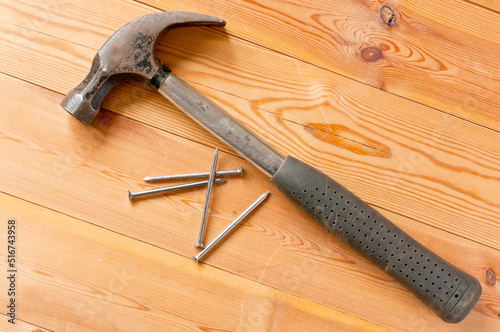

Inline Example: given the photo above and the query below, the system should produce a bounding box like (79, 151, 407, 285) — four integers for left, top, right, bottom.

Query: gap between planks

(1, 68, 497, 254)
(132, 0, 500, 131)
(1, 19, 499, 249)
(2, 2, 498, 137)
(0, 314, 52, 332)
(0, 192, 391, 332)
(0, 72, 497, 328)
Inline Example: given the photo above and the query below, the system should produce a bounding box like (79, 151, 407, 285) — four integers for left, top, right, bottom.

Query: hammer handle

(159, 73, 285, 177)
(271, 156, 481, 323)
(158, 73, 481, 322)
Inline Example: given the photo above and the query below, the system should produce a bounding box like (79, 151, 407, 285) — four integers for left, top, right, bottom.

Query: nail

(128, 178, 226, 200)
(193, 191, 270, 263)
(143, 166, 243, 182)
(195, 148, 219, 248)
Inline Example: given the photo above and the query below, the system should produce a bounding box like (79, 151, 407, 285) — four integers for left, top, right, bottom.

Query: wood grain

(129, 0, 500, 131)
(0, 317, 49, 332)
(0, 0, 499, 330)
(0, 9, 499, 249)
(3, 0, 499, 129)
(0, 193, 390, 332)
(0, 73, 498, 330)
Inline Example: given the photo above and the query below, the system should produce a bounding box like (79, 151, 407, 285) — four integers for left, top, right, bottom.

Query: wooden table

(1, 0, 499, 331)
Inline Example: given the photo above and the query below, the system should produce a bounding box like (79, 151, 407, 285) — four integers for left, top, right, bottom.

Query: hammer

(61, 11, 481, 323)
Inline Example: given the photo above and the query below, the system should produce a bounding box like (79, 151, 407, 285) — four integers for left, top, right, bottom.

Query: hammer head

(61, 11, 225, 125)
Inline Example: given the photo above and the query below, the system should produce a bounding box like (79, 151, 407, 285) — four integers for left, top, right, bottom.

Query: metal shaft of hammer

(61, 11, 482, 323)
(159, 74, 285, 177)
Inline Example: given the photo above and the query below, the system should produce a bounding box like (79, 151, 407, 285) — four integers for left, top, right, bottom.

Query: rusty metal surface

(61, 11, 225, 125)
(61, 10, 285, 176)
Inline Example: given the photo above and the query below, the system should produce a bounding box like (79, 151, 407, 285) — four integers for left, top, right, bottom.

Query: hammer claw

(61, 11, 225, 125)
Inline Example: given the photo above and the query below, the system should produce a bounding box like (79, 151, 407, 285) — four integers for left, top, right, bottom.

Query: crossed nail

(128, 148, 269, 262)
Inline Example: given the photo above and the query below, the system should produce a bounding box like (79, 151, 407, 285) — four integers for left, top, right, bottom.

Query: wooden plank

(0, 316, 50, 332)
(0, 16, 499, 249)
(0, 193, 388, 332)
(2, 0, 499, 129)
(125, 0, 500, 131)
(1, 0, 499, 328)
(0, 73, 499, 330)
(468, 0, 500, 13)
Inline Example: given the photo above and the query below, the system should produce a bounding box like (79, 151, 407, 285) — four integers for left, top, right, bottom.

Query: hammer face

(61, 52, 135, 125)
(61, 11, 226, 126)
(61, 53, 109, 125)
(61, 92, 99, 126)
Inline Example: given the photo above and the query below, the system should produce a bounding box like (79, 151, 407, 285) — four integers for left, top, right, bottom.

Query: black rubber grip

(271, 156, 481, 323)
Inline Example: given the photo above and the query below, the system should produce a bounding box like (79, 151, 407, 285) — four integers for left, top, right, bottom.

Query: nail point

(192, 191, 270, 262)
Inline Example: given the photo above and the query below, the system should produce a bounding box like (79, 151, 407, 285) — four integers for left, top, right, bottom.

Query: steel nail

(195, 148, 219, 248)
(128, 178, 226, 200)
(193, 191, 270, 263)
(143, 166, 243, 182)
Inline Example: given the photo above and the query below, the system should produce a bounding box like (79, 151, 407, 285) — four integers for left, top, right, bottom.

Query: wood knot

(380, 6, 396, 26)
(360, 47, 383, 63)
(379, 43, 390, 51)
(486, 269, 496, 286)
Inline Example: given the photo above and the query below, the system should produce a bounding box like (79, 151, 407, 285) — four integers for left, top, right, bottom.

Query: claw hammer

(61, 11, 481, 323)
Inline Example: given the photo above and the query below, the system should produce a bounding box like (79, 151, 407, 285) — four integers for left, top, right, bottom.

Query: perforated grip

(271, 156, 481, 323)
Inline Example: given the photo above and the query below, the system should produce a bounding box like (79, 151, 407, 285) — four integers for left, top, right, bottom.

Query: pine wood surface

(0, 0, 498, 331)
(0, 317, 47, 332)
